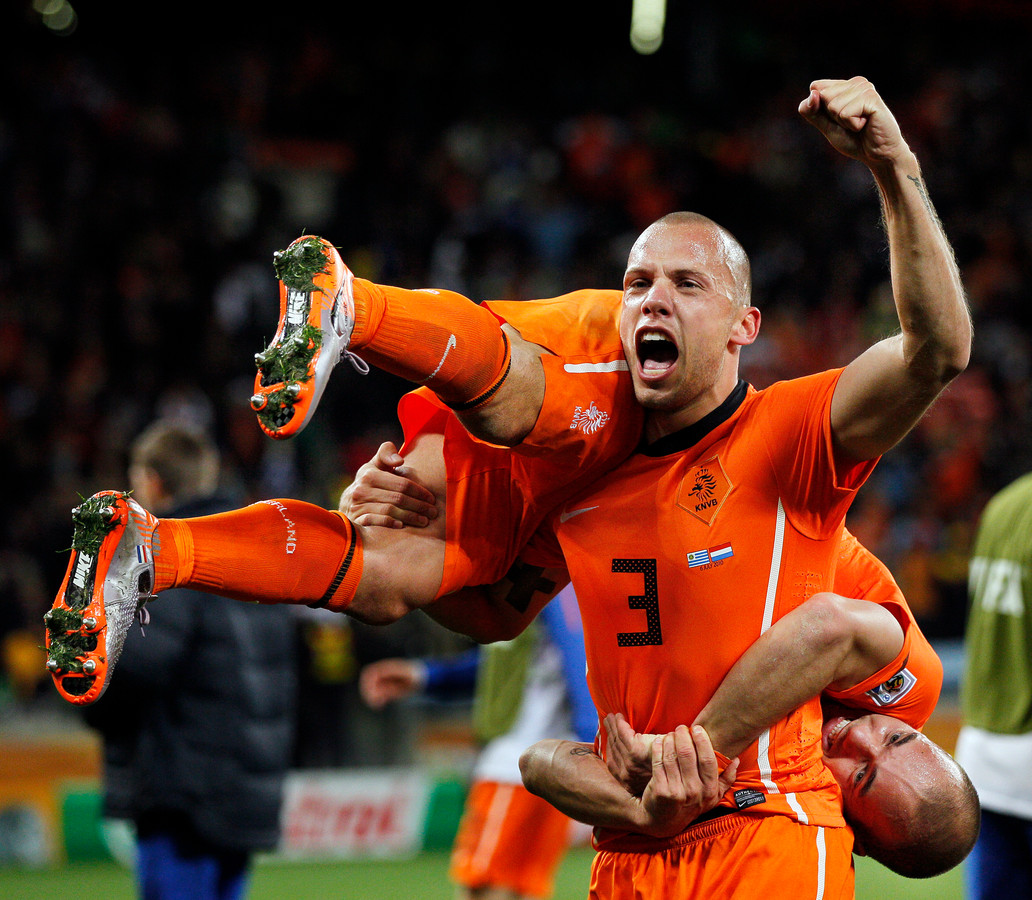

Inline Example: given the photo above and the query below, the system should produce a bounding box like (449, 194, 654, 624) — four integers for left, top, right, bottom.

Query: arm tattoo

(907, 174, 938, 220)
(569, 746, 596, 757)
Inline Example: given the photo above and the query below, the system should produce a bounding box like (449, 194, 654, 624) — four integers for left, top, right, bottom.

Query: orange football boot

(45, 491, 157, 705)
(252, 235, 368, 438)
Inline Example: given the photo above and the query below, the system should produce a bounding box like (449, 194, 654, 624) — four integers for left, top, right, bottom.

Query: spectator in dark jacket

(85, 419, 298, 900)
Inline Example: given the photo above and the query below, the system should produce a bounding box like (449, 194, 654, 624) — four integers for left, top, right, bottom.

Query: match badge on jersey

(687, 542, 734, 569)
(677, 457, 732, 525)
(865, 667, 917, 707)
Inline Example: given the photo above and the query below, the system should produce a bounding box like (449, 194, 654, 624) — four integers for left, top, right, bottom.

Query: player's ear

(730, 306, 760, 347)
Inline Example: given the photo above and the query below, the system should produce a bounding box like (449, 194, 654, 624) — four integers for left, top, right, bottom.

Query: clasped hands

(603, 713, 739, 838)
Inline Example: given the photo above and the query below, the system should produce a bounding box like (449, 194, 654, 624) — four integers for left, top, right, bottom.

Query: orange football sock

(350, 279, 511, 409)
(152, 500, 361, 612)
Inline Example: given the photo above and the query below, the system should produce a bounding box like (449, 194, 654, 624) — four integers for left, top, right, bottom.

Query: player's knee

(347, 573, 428, 626)
(345, 593, 413, 626)
(352, 528, 445, 624)
(456, 336, 545, 447)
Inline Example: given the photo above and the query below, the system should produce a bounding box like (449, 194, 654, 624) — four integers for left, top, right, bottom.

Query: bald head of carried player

(822, 710, 980, 878)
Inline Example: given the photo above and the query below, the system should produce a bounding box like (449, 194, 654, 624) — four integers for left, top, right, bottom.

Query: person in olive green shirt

(956, 471, 1032, 899)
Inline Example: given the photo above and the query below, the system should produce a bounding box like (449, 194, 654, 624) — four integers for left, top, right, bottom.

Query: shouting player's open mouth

(635, 328, 678, 382)
(822, 715, 852, 754)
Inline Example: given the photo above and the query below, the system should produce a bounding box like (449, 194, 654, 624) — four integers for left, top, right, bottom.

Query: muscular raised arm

(801, 77, 972, 461)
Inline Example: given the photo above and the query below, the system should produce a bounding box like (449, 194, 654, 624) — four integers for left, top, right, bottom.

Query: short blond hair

(130, 420, 219, 502)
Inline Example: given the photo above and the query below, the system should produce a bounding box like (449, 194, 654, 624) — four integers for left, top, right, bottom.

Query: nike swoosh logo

(422, 334, 457, 383)
(560, 506, 599, 523)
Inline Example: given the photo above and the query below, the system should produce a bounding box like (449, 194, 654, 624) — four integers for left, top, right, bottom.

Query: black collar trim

(641, 380, 749, 457)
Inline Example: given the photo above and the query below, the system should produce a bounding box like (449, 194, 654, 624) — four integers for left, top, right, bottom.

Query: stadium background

(1, 0, 1030, 896)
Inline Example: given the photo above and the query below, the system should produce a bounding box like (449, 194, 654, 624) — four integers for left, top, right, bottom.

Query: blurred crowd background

(1, 0, 1030, 739)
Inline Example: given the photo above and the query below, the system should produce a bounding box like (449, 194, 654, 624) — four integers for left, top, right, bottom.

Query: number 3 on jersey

(613, 559, 663, 646)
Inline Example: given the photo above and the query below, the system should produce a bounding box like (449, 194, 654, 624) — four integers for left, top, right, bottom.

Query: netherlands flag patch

(709, 542, 734, 562)
(136, 544, 151, 565)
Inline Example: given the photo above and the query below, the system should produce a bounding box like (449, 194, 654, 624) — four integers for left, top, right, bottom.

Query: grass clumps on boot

(273, 236, 331, 293)
(256, 323, 323, 388)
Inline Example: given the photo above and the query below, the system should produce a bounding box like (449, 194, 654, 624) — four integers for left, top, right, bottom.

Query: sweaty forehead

(627, 221, 742, 293)
(631, 222, 720, 264)
(867, 734, 942, 805)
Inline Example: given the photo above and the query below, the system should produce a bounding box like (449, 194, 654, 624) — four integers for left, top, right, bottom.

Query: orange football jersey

(534, 370, 878, 845)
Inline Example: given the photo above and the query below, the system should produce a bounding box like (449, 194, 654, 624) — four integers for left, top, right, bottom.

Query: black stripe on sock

(309, 533, 357, 609)
(446, 331, 512, 411)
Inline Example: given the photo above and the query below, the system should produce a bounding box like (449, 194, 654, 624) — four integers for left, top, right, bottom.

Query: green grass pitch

(0, 849, 965, 899)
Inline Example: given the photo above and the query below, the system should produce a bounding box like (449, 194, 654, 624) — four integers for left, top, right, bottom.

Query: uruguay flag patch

(687, 549, 711, 568)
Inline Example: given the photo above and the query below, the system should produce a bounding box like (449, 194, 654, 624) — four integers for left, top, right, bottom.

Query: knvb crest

(570, 401, 610, 435)
(677, 457, 732, 525)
